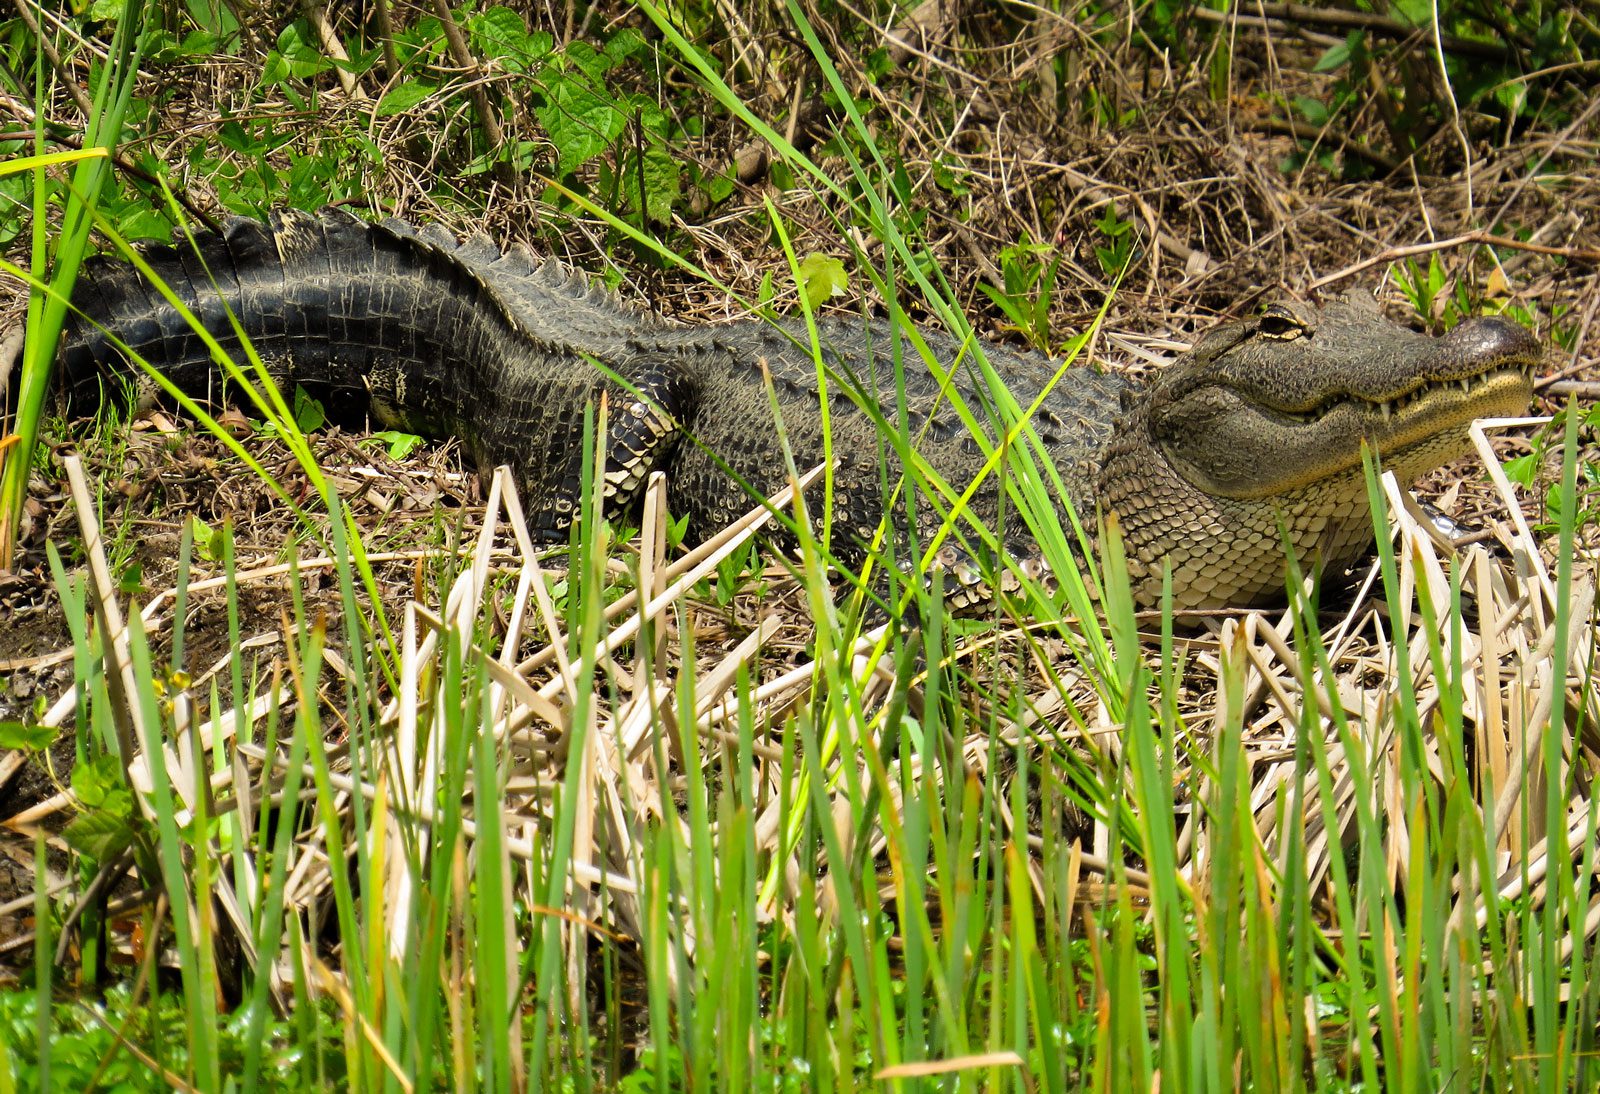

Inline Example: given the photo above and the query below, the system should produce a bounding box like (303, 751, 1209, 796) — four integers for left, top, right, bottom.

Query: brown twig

(1563, 280, 1600, 371)
(0, 101, 220, 232)
(1189, 2, 1517, 63)
(429, 0, 511, 182)
(1490, 94, 1600, 235)
(300, 0, 367, 101)
(370, 0, 400, 78)
(7, 0, 96, 119)
(1310, 231, 1600, 290)
(1237, 114, 1403, 175)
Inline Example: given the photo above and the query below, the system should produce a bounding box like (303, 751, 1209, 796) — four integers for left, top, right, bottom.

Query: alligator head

(1097, 292, 1543, 610)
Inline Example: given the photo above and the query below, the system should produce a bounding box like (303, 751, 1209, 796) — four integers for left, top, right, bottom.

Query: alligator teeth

(1354, 368, 1526, 422)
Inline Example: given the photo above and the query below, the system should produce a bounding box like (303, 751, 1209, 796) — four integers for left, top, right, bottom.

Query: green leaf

(1094, 202, 1131, 238)
(624, 144, 681, 223)
(1493, 82, 1527, 116)
(72, 755, 134, 816)
(116, 561, 145, 596)
(536, 73, 626, 176)
(932, 158, 970, 196)
(1544, 481, 1566, 525)
(370, 430, 424, 459)
(189, 516, 225, 562)
(111, 208, 172, 242)
(0, 721, 55, 750)
(139, 29, 184, 63)
(714, 538, 757, 605)
(182, 0, 237, 39)
(259, 51, 291, 86)
(1314, 32, 1360, 73)
(702, 167, 736, 205)
(376, 81, 436, 118)
(62, 811, 137, 862)
(666, 511, 690, 549)
(1294, 95, 1330, 126)
(1388, 0, 1429, 25)
(563, 39, 611, 82)
(604, 27, 647, 63)
(261, 22, 331, 85)
(179, 29, 220, 56)
(797, 253, 848, 310)
(472, 7, 529, 48)
(978, 282, 1028, 331)
(1501, 452, 1539, 488)
(470, 7, 545, 71)
(632, 97, 672, 140)
(293, 385, 326, 432)
(215, 120, 255, 154)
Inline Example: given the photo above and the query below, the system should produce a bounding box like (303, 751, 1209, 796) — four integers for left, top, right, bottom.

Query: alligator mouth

(1167, 359, 1539, 502)
(1266, 363, 1539, 426)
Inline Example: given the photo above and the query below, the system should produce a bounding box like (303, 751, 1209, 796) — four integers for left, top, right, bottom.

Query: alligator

(8, 206, 1543, 610)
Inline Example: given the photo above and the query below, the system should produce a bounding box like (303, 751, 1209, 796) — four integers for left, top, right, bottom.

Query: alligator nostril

(1445, 316, 1543, 362)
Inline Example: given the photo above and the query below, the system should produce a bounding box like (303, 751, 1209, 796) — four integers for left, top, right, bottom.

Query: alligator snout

(1441, 315, 1544, 369)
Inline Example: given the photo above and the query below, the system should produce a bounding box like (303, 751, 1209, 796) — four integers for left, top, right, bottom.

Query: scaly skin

(16, 208, 1543, 609)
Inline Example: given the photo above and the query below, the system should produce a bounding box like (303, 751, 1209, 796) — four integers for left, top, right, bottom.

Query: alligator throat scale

(12, 207, 1544, 609)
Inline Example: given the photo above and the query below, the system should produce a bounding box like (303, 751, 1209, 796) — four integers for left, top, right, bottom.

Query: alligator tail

(10, 207, 693, 539)
(47, 209, 500, 432)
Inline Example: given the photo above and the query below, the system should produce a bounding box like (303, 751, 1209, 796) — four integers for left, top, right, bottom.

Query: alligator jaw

(1171, 366, 1536, 500)
(1354, 364, 1535, 456)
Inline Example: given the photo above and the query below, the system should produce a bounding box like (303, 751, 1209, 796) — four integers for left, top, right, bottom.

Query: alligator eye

(1258, 305, 1309, 341)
